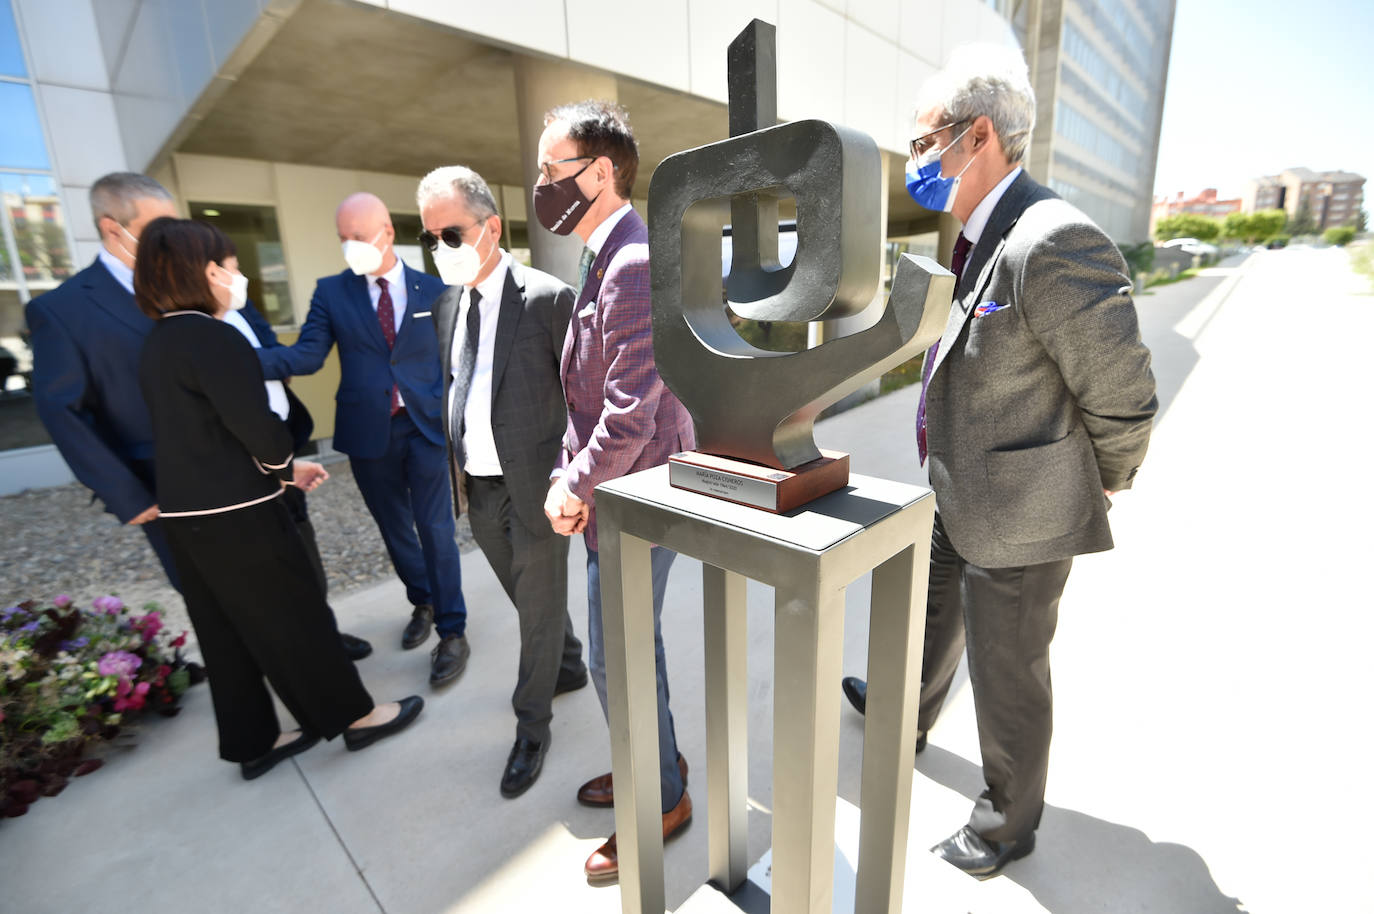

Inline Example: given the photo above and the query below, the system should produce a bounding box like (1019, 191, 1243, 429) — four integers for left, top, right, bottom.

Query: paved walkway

(3, 246, 1369, 912)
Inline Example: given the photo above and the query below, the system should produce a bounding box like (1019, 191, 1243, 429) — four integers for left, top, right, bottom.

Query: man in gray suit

(842, 45, 1157, 879)
(419, 166, 588, 798)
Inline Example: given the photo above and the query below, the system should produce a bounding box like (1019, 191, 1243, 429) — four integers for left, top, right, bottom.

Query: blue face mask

(905, 124, 978, 213)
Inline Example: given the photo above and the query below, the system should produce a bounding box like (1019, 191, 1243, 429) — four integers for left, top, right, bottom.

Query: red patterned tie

(917, 232, 972, 464)
(376, 276, 401, 416)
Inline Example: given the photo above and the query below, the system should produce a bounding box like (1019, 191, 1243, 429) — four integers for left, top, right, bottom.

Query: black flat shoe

(340, 632, 373, 661)
(500, 736, 549, 798)
(241, 732, 320, 781)
(343, 696, 424, 751)
(931, 825, 1035, 880)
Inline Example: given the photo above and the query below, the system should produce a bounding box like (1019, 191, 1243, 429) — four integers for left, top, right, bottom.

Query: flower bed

(1, 595, 204, 820)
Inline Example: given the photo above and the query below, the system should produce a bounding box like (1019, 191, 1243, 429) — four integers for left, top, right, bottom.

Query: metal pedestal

(596, 466, 934, 914)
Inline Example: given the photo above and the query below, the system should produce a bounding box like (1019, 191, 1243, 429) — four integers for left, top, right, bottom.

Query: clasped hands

(544, 478, 588, 536)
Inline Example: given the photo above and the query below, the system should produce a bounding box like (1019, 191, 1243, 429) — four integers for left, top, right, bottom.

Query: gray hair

(915, 43, 1036, 165)
(416, 165, 498, 219)
(88, 172, 172, 230)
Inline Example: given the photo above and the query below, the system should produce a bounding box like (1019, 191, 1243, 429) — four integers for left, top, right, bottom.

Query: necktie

(917, 232, 973, 465)
(577, 246, 595, 293)
(449, 289, 482, 462)
(376, 276, 401, 416)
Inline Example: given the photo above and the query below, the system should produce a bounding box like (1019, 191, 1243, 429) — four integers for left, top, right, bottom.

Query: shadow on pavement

(913, 745, 1249, 914)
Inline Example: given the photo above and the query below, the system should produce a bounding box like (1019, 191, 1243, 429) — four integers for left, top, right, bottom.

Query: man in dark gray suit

(419, 165, 588, 798)
(842, 44, 1157, 879)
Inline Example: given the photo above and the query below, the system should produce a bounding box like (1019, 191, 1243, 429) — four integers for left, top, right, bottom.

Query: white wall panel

(89, 0, 139, 83)
(847, 0, 900, 39)
(15, 0, 108, 90)
(163, 0, 215, 107)
(203, 0, 262, 69)
(899, 0, 943, 66)
(940, 0, 980, 64)
(37, 85, 125, 186)
(895, 50, 935, 147)
(843, 22, 898, 149)
(777, 0, 845, 125)
(687, 0, 778, 104)
(60, 184, 97, 244)
(566, 0, 689, 92)
(391, 0, 568, 59)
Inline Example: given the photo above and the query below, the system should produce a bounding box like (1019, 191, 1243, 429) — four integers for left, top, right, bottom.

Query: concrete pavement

(2, 246, 1368, 913)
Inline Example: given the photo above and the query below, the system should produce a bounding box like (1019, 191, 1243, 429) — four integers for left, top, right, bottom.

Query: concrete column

(514, 56, 617, 286)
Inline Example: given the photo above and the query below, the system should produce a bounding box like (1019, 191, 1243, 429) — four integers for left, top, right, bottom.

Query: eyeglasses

(537, 156, 594, 184)
(418, 221, 483, 252)
(909, 119, 971, 160)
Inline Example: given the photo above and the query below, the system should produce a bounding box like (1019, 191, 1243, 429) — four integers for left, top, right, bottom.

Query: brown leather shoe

(584, 790, 693, 884)
(576, 753, 689, 807)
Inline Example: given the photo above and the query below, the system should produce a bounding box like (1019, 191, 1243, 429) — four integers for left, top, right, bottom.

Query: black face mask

(533, 160, 600, 236)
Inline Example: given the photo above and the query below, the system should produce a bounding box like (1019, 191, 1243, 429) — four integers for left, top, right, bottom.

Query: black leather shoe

(340, 632, 373, 661)
(401, 605, 434, 650)
(343, 695, 424, 751)
(429, 634, 470, 687)
(842, 676, 867, 714)
(500, 736, 549, 798)
(842, 677, 927, 753)
(931, 825, 1035, 880)
(241, 732, 319, 780)
(555, 666, 589, 696)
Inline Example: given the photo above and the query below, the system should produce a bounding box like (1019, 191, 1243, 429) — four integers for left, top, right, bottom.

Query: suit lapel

(929, 172, 1038, 380)
(84, 259, 150, 336)
(490, 262, 525, 406)
(393, 263, 426, 346)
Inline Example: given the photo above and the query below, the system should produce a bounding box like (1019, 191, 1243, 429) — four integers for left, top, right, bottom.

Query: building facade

(0, 0, 1174, 493)
(1148, 187, 1241, 236)
(1243, 168, 1366, 231)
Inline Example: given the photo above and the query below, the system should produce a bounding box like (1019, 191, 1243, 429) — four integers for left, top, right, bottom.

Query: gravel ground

(2, 461, 475, 642)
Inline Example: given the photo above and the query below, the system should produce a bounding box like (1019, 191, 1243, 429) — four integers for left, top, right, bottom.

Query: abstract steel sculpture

(650, 19, 953, 478)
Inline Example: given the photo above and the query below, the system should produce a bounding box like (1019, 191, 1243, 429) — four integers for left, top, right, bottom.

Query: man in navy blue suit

(27, 172, 180, 575)
(26, 172, 371, 661)
(256, 193, 471, 687)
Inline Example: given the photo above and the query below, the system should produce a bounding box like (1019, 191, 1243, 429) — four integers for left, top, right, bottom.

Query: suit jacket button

(568, 400, 575, 412)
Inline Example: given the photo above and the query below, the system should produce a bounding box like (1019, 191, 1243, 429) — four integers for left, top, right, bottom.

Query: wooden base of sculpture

(667, 449, 850, 513)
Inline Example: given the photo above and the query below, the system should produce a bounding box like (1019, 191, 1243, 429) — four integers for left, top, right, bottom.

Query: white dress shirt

(221, 310, 292, 421)
(451, 251, 511, 477)
(586, 202, 633, 256)
(962, 166, 1022, 245)
(98, 247, 134, 294)
(366, 255, 408, 408)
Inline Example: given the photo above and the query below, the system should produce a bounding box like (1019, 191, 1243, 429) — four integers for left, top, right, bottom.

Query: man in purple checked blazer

(534, 100, 695, 884)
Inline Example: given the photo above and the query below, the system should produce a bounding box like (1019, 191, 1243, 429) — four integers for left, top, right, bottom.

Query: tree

(1154, 213, 1221, 242)
(1223, 209, 1287, 244)
(1324, 226, 1356, 246)
(1288, 200, 1317, 236)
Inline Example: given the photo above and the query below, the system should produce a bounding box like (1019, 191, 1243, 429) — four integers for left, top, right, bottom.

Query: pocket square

(412, 311, 431, 318)
(577, 302, 597, 318)
(974, 301, 1007, 318)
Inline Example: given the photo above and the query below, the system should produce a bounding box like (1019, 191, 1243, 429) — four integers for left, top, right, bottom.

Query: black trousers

(918, 511, 1073, 843)
(163, 496, 373, 762)
(465, 474, 584, 744)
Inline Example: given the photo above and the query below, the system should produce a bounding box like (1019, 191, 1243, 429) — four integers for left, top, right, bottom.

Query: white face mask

(431, 221, 493, 287)
(214, 268, 250, 310)
(341, 228, 386, 275)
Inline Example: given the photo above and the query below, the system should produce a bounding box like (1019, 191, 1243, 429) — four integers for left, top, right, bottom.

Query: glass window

(390, 212, 438, 277)
(191, 202, 295, 326)
(0, 82, 50, 170)
(1, 0, 26, 78)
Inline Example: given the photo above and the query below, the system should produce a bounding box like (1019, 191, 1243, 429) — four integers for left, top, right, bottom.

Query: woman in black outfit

(134, 217, 422, 779)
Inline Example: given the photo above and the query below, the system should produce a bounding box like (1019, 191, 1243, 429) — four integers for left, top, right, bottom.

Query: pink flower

(91, 595, 124, 615)
(170, 631, 187, 649)
(53, 594, 73, 609)
(131, 612, 163, 643)
(114, 680, 150, 712)
(97, 650, 142, 679)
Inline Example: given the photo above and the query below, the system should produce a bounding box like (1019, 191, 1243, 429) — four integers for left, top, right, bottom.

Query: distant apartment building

(1148, 187, 1240, 235)
(1011, 0, 1178, 243)
(1243, 168, 1366, 230)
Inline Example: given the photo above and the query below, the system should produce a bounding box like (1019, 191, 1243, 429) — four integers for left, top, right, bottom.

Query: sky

(1152, 0, 1374, 213)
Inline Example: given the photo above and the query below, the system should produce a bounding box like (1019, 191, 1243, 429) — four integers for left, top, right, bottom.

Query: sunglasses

(418, 221, 484, 253)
